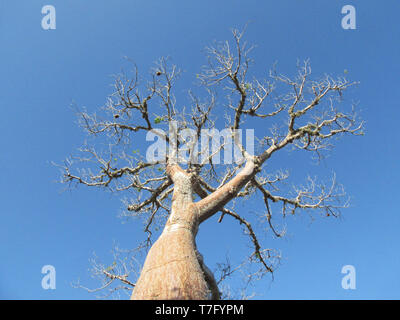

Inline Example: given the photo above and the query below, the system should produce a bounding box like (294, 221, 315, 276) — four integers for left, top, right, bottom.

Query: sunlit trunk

(131, 167, 212, 300)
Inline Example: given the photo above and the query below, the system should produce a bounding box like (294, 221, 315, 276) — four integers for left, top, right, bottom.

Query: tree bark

(131, 165, 215, 300)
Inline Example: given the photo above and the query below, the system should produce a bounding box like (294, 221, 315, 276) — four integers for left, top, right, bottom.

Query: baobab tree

(60, 28, 363, 300)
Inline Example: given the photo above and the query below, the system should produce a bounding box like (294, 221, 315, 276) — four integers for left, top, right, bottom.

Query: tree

(59, 27, 363, 300)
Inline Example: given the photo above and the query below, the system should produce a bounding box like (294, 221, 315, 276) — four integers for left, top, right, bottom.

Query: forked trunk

(131, 166, 217, 300)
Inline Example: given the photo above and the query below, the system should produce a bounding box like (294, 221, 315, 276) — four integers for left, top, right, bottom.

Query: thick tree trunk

(130, 210, 210, 299)
(131, 166, 218, 300)
(131, 160, 258, 300)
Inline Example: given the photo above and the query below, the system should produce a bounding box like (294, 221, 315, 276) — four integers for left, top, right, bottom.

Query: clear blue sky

(1, 0, 399, 299)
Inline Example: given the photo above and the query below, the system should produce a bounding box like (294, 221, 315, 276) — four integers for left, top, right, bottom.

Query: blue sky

(1, 0, 399, 299)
